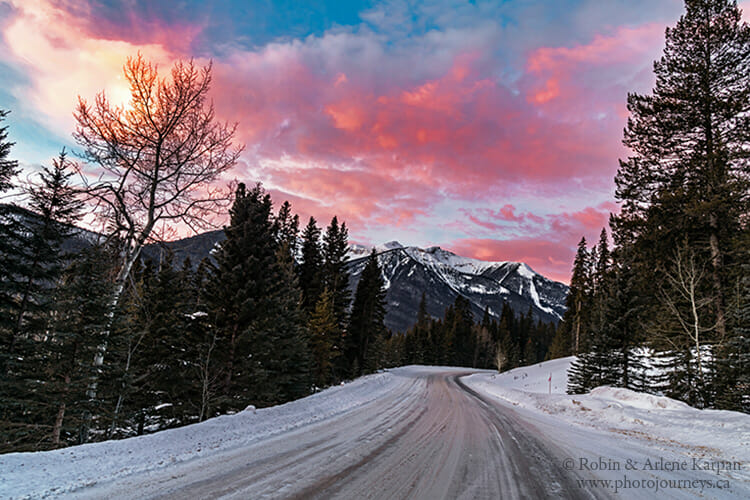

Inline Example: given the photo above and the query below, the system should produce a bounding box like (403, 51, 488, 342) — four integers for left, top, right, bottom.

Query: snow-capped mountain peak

(346, 243, 568, 332)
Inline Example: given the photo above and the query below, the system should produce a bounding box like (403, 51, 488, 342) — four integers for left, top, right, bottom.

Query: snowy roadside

(0, 371, 403, 499)
(462, 357, 750, 499)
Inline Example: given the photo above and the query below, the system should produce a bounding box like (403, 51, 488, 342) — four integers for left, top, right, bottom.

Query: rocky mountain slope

(347, 242, 567, 332)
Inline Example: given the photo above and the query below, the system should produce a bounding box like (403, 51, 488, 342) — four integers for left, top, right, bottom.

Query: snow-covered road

(61, 368, 593, 499)
(2, 363, 747, 499)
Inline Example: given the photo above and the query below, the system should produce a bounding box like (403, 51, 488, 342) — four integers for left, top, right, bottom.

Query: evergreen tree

(557, 238, 591, 357)
(205, 183, 281, 411)
(0, 109, 18, 193)
(615, 0, 750, 350)
(38, 245, 114, 449)
(12, 150, 83, 355)
(298, 217, 323, 315)
(715, 265, 749, 411)
(322, 216, 351, 379)
(0, 109, 21, 366)
(308, 288, 339, 388)
(276, 201, 299, 258)
(449, 295, 475, 367)
(264, 243, 311, 403)
(347, 250, 387, 375)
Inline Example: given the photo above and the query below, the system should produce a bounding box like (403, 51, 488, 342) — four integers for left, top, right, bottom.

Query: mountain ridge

(345, 242, 567, 332)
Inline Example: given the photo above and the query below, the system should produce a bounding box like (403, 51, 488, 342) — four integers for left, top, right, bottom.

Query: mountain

(347, 242, 568, 332)
(142, 232, 568, 333)
(4, 206, 568, 332)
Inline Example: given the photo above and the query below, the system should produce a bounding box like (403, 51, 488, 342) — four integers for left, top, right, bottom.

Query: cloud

(0, 0, 686, 278)
(447, 238, 573, 283)
(1, 1, 178, 132)
(450, 202, 620, 282)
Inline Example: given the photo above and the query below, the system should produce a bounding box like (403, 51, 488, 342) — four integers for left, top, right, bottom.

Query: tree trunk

(708, 217, 726, 342)
(52, 374, 70, 446)
(82, 238, 147, 441)
(224, 324, 239, 395)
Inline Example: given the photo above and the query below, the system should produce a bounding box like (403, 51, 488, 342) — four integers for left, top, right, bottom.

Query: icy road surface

(3, 363, 747, 499)
(75, 368, 589, 499)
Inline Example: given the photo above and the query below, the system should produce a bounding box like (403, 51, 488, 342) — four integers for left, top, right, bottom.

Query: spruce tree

(715, 265, 749, 411)
(322, 217, 351, 379)
(347, 250, 387, 375)
(308, 288, 339, 388)
(298, 217, 323, 315)
(45, 245, 114, 448)
(206, 183, 281, 411)
(263, 243, 311, 403)
(615, 0, 750, 348)
(276, 201, 299, 257)
(12, 150, 83, 354)
(0, 109, 21, 365)
(558, 238, 591, 357)
(0, 109, 18, 193)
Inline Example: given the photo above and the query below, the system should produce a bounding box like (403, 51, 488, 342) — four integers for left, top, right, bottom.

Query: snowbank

(0, 371, 404, 499)
(464, 358, 750, 497)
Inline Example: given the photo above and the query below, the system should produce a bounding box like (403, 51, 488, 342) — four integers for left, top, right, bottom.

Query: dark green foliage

(322, 216, 351, 380)
(396, 294, 558, 371)
(11, 151, 83, 355)
(346, 250, 387, 375)
(0, 109, 21, 360)
(298, 217, 323, 315)
(555, 238, 592, 358)
(308, 288, 339, 388)
(276, 201, 299, 257)
(566, 1, 750, 409)
(715, 265, 750, 411)
(205, 183, 310, 412)
(0, 109, 18, 193)
(0, 245, 114, 452)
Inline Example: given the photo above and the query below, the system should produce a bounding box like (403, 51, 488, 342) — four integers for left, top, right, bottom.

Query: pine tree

(558, 238, 592, 357)
(450, 295, 475, 367)
(715, 264, 749, 411)
(264, 243, 311, 403)
(298, 217, 323, 315)
(308, 288, 339, 388)
(0, 109, 21, 366)
(276, 201, 299, 258)
(205, 183, 281, 411)
(45, 245, 114, 449)
(322, 217, 351, 380)
(616, 0, 750, 346)
(347, 250, 387, 376)
(0, 109, 18, 193)
(11, 150, 83, 355)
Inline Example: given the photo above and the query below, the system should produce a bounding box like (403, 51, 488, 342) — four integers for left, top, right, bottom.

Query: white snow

(0, 372, 404, 499)
(3, 360, 747, 499)
(464, 357, 750, 498)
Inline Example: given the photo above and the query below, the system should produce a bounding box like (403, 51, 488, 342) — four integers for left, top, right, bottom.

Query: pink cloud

(524, 23, 665, 118)
(2, 1, 182, 131)
(452, 202, 620, 282)
(1, 1, 665, 256)
(446, 238, 574, 284)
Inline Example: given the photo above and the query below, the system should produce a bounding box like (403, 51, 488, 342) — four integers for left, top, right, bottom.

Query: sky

(1, 0, 747, 283)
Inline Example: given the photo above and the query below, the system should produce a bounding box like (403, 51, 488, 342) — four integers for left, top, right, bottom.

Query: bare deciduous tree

(73, 54, 242, 423)
(656, 242, 717, 405)
(75, 54, 242, 307)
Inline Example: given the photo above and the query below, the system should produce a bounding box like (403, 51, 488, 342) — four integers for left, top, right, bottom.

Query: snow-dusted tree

(73, 55, 242, 415)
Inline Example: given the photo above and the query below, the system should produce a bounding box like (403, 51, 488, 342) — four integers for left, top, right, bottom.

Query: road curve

(76, 368, 601, 500)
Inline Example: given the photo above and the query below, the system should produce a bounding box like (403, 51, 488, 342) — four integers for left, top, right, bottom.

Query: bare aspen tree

(73, 54, 242, 433)
(657, 242, 717, 404)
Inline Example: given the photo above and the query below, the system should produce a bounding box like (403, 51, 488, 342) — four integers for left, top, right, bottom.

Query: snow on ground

(464, 357, 750, 498)
(0, 371, 403, 499)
